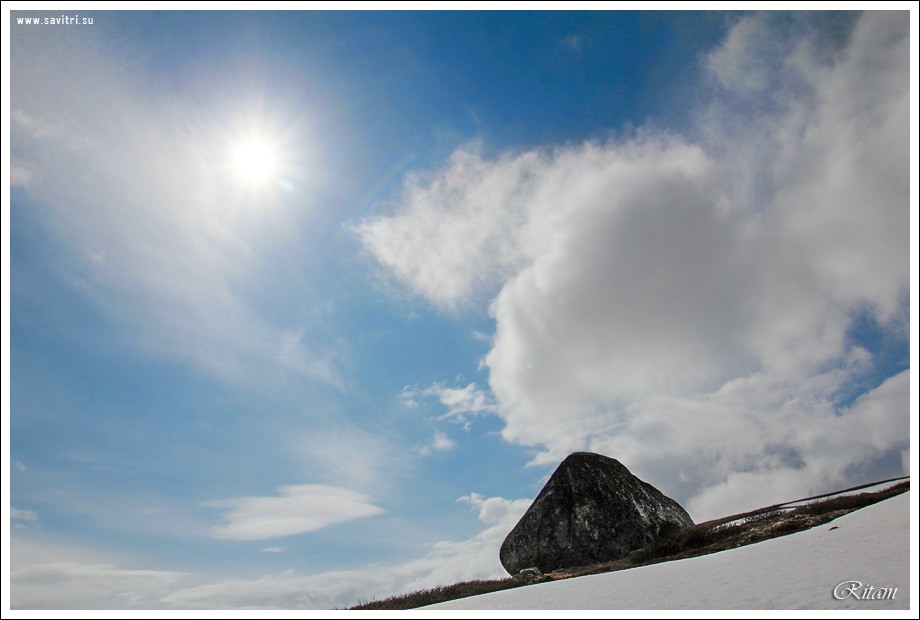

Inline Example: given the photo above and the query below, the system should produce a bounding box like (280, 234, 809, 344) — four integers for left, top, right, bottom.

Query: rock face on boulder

(500, 452, 693, 575)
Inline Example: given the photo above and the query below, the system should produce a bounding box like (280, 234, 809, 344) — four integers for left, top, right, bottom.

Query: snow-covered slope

(427, 491, 910, 610)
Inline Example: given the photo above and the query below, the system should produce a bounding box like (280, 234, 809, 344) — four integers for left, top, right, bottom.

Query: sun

(220, 114, 303, 192)
(229, 137, 279, 185)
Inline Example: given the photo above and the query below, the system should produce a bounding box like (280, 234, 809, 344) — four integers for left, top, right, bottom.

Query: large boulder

(500, 452, 693, 575)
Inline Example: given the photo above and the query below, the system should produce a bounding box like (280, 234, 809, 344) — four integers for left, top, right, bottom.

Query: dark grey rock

(500, 452, 693, 575)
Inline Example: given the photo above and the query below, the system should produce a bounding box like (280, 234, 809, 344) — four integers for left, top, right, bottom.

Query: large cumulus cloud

(359, 12, 910, 519)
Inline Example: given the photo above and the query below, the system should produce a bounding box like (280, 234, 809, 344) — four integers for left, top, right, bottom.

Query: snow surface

(427, 491, 910, 610)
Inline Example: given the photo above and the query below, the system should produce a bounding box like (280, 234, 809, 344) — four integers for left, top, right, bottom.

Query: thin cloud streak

(208, 485, 384, 541)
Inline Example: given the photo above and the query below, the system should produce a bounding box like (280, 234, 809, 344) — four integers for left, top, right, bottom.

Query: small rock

(513, 567, 545, 583)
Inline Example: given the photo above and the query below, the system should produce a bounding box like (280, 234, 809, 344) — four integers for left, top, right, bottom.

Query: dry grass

(350, 579, 520, 610)
(349, 479, 908, 609)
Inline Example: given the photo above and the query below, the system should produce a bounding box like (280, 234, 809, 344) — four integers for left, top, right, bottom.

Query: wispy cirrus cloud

(208, 485, 384, 541)
(10, 490, 530, 609)
(10, 537, 185, 610)
(10, 25, 341, 390)
(10, 490, 529, 609)
(163, 491, 530, 609)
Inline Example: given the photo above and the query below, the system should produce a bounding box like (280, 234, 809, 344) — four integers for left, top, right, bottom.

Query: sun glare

(230, 137, 278, 185)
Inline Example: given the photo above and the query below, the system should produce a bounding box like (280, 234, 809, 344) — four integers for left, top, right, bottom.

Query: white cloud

(417, 430, 456, 456)
(707, 13, 785, 96)
(355, 145, 552, 310)
(398, 385, 420, 409)
(160, 570, 344, 609)
(359, 13, 910, 519)
(162, 492, 530, 609)
(10, 25, 340, 389)
(10, 492, 529, 609)
(401, 382, 498, 429)
(10, 162, 32, 187)
(771, 16, 909, 324)
(208, 485, 384, 541)
(10, 537, 185, 610)
(591, 369, 911, 521)
(12, 562, 185, 610)
(11, 508, 39, 522)
(434, 382, 498, 424)
(431, 430, 456, 452)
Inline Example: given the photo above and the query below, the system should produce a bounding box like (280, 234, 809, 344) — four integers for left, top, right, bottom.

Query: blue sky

(4, 6, 916, 610)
